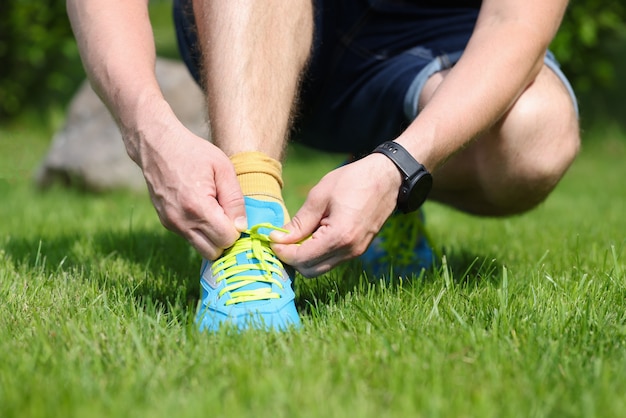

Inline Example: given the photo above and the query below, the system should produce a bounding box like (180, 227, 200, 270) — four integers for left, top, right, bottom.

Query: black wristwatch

(372, 141, 433, 213)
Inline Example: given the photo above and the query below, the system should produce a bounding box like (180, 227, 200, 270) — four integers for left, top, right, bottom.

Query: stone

(35, 58, 208, 192)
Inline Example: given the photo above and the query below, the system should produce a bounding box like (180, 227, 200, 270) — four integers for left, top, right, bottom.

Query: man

(67, 0, 579, 331)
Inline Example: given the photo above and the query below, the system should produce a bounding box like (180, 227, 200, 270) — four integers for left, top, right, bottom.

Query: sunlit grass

(1, 118, 625, 417)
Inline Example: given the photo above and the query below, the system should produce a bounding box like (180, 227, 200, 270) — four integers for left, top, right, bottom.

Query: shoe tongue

(244, 197, 285, 231)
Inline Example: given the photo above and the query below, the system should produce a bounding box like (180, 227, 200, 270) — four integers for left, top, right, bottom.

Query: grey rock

(35, 58, 208, 192)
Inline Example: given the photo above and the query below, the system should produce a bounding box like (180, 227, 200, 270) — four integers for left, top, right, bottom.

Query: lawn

(1, 112, 625, 417)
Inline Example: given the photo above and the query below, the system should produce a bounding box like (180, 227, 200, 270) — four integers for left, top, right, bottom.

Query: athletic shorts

(173, 0, 578, 155)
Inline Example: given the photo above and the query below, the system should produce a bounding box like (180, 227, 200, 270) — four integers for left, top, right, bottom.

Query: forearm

(66, 0, 174, 166)
(396, 0, 569, 171)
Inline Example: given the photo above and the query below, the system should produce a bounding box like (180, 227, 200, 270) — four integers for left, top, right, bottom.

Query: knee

(516, 82, 579, 180)
(491, 85, 580, 214)
(430, 67, 580, 217)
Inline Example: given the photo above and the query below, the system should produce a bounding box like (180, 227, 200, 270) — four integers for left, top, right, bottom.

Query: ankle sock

(230, 151, 290, 223)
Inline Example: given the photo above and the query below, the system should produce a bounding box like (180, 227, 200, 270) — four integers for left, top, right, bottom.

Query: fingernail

(234, 216, 248, 231)
(269, 231, 286, 241)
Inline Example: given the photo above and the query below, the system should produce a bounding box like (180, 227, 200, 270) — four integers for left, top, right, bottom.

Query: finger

(214, 162, 248, 231)
(270, 192, 326, 244)
(272, 241, 345, 277)
(272, 225, 349, 277)
(200, 198, 242, 249)
(187, 196, 244, 260)
(187, 227, 225, 260)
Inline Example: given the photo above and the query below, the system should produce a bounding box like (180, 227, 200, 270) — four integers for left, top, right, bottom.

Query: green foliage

(0, 0, 177, 121)
(0, 0, 83, 119)
(552, 1, 626, 93)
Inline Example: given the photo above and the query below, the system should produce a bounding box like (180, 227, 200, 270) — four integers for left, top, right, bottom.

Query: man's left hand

(270, 153, 401, 277)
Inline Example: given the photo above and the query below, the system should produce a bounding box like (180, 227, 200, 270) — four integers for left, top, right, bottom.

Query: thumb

(270, 195, 326, 244)
(215, 165, 248, 231)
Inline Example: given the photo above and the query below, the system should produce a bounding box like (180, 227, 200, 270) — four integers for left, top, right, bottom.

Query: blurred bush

(0, 0, 83, 120)
(552, 1, 626, 93)
(552, 1, 626, 125)
(0, 0, 624, 123)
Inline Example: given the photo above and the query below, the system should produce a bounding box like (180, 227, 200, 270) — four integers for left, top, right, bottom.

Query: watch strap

(372, 141, 432, 213)
(373, 141, 420, 179)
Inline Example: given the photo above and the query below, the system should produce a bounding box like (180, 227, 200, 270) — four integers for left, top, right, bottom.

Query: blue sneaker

(359, 208, 437, 279)
(196, 197, 301, 332)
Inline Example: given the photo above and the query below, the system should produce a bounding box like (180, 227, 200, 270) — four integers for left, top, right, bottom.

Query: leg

(424, 65, 580, 216)
(192, 0, 313, 215)
(188, 0, 314, 331)
(191, 0, 313, 159)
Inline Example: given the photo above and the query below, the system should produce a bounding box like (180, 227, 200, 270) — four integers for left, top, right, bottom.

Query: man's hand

(136, 119, 247, 260)
(270, 154, 402, 277)
(67, 0, 248, 260)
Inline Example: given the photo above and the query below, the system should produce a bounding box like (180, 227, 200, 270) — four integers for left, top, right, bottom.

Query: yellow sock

(230, 151, 290, 222)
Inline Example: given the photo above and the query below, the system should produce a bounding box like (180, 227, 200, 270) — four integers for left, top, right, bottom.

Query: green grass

(1, 114, 625, 417)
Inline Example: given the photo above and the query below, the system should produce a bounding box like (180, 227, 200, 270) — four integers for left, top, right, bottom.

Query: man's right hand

(131, 114, 247, 260)
(67, 1, 246, 259)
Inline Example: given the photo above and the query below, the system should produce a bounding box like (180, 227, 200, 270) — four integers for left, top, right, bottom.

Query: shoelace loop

(212, 223, 290, 305)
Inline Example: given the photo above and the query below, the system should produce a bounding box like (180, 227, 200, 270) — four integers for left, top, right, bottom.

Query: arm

(67, 0, 247, 259)
(397, 0, 570, 170)
(66, 0, 160, 156)
(272, 0, 569, 277)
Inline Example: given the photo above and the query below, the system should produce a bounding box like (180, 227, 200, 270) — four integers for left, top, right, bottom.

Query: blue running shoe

(359, 208, 437, 279)
(196, 197, 301, 332)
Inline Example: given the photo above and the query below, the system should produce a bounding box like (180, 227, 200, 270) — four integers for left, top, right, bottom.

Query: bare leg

(192, 0, 313, 160)
(422, 65, 580, 216)
(190, 1, 314, 332)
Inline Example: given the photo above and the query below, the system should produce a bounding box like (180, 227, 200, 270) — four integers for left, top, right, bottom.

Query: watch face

(402, 171, 433, 213)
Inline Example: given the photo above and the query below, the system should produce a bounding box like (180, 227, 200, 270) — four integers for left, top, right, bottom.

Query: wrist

(118, 93, 180, 167)
(371, 141, 433, 213)
(368, 152, 404, 192)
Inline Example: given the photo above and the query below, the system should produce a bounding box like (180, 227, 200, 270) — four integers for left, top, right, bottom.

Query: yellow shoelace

(212, 223, 290, 305)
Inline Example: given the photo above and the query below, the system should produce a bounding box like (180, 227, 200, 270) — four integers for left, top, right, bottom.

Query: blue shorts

(174, 0, 577, 154)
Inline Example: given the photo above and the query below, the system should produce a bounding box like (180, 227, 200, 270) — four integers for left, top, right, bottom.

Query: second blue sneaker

(196, 197, 301, 332)
(359, 208, 437, 279)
